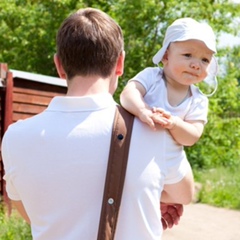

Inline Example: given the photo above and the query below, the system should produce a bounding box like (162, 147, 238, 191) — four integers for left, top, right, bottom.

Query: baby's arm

(169, 118, 204, 146)
(152, 110, 204, 146)
(120, 80, 156, 129)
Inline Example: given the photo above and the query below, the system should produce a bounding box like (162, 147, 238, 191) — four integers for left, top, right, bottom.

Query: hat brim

(152, 36, 216, 65)
(152, 46, 168, 65)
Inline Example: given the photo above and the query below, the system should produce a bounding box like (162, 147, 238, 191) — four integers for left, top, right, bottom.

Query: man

(2, 8, 194, 239)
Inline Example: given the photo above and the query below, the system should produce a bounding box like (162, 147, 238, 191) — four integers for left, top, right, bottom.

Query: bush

(186, 116, 240, 169)
(0, 205, 31, 240)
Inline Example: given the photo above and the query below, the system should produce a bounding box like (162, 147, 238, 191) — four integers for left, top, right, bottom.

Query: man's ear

(115, 51, 125, 76)
(54, 54, 67, 79)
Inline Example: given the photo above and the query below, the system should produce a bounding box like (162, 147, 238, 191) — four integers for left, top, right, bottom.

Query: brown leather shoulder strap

(97, 105, 134, 240)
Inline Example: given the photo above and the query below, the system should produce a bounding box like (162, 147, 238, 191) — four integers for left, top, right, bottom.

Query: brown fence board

(13, 86, 65, 98)
(13, 102, 47, 115)
(13, 92, 53, 106)
(13, 112, 36, 122)
(13, 78, 67, 96)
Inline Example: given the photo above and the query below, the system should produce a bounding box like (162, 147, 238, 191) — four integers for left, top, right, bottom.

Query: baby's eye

(183, 53, 191, 58)
(202, 58, 210, 64)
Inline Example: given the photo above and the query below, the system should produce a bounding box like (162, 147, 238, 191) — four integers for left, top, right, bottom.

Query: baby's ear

(161, 50, 169, 65)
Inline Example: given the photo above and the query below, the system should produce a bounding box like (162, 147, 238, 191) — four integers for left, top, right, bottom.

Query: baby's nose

(190, 61, 200, 69)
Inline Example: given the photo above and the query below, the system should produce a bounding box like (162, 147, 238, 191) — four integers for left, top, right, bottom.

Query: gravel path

(162, 203, 240, 240)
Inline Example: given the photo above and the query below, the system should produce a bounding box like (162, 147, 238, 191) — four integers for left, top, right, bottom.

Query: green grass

(194, 166, 240, 210)
(0, 207, 31, 240)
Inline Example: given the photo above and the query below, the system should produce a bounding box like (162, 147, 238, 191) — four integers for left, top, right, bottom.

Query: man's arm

(12, 200, 30, 224)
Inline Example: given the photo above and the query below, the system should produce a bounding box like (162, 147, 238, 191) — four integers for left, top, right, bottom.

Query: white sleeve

(185, 87, 209, 124)
(129, 67, 161, 92)
(2, 130, 21, 201)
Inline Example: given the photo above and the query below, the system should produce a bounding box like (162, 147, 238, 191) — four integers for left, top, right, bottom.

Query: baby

(120, 17, 218, 172)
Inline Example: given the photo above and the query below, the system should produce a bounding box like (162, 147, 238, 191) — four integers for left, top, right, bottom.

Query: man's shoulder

(5, 111, 45, 134)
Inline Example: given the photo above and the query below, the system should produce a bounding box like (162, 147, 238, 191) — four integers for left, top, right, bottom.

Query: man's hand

(160, 202, 183, 230)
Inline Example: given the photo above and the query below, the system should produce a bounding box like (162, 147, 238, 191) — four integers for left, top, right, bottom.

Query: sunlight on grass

(194, 166, 240, 210)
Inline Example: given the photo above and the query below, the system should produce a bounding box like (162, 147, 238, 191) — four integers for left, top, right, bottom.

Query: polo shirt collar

(46, 93, 116, 112)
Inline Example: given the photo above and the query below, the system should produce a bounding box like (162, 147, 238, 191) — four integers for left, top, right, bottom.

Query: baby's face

(162, 39, 214, 86)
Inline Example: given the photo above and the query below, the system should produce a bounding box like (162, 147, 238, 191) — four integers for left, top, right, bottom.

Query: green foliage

(0, 207, 31, 240)
(194, 166, 240, 209)
(186, 68, 240, 169)
(0, 0, 85, 75)
(186, 116, 240, 169)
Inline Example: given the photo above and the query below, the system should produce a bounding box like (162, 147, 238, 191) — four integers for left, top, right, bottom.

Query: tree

(0, 0, 83, 75)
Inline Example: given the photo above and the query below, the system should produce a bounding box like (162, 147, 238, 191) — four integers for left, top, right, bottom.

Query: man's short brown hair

(56, 8, 124, 80)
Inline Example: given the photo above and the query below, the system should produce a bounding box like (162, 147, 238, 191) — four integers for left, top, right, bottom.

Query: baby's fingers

(152, 107, 165, 113)
(152, 114, 168, 126)
(153, 107, 171, 119)
(139, 114, 156, 130)
(146, 118, 157, 130)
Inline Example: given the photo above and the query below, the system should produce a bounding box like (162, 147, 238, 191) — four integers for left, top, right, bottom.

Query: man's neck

(66, 75, 111, 97)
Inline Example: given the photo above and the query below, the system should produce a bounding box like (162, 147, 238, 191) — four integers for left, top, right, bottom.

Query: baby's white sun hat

(152, 18, 218, 96)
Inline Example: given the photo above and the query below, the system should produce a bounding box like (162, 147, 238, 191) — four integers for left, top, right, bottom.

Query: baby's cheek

(201, 70, 208, 80)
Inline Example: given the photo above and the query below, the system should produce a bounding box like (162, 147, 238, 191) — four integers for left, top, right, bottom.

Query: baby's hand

(152, 107, 171, 119)
(139, 109, 156, 130)
(152, 107, 176, 129)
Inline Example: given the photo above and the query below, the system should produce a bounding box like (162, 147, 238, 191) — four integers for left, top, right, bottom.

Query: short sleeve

(185, 86, 209, 124)
(3, 174, 21, 200)
(2, 131, 21, 201)
(129, 67, 162, 93)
